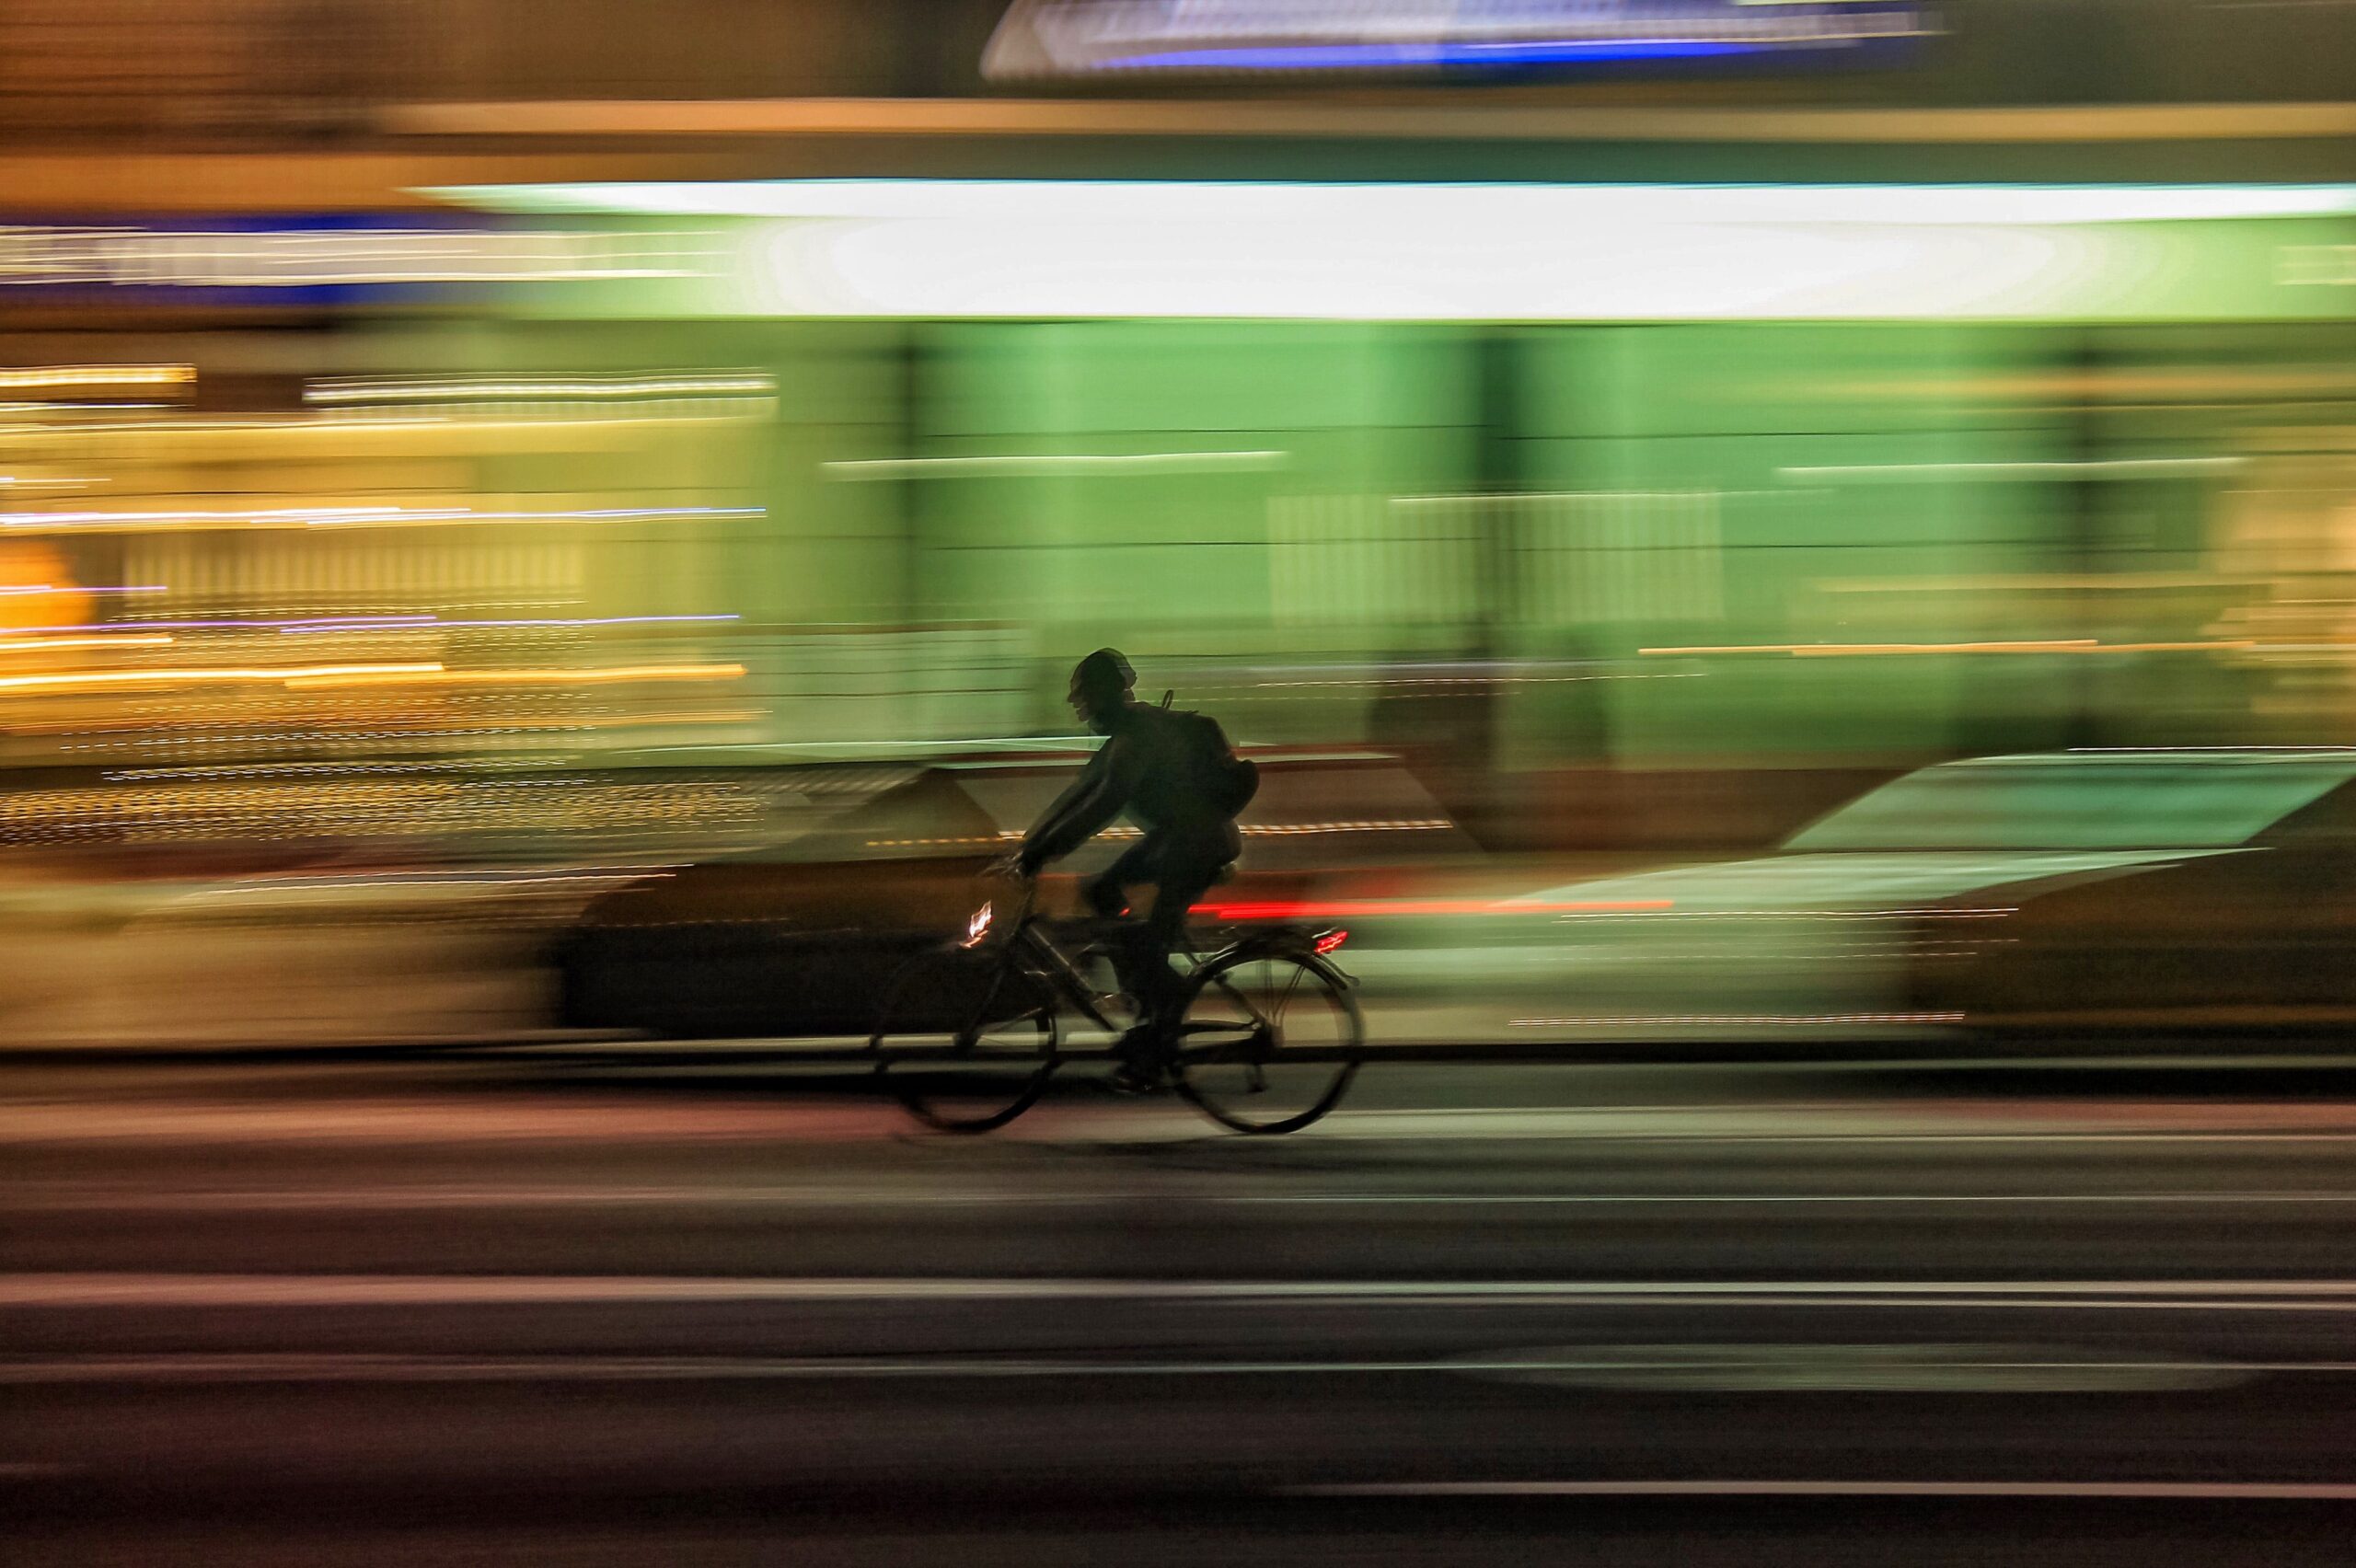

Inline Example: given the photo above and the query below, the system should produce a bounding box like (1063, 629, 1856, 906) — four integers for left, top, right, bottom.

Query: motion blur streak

(1200, 899, 1678, 918)
(0, 663, 444, 692)
(0, 635, 173, 651)
(0, 363, 192, 389)
(279, 663, 747, 690)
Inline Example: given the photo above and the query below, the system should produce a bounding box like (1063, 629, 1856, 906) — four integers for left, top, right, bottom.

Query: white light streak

(826, 450, 1288, 478)
(306, 372, 774, 404)
(425, 180, 2356, 322)
(434, 180, 2356, 226)
(1780, 457, 2248, 481)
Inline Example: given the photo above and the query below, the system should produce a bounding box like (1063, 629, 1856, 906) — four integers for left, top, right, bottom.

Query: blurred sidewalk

(0, 869, 606, 1051)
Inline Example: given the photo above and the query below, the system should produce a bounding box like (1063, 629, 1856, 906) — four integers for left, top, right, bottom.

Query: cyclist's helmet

(1071, 648, 1135, 707)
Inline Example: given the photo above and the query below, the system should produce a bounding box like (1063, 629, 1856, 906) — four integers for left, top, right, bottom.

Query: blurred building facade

(0, 0, 2350, 859)
(5, 0, 2355, 144)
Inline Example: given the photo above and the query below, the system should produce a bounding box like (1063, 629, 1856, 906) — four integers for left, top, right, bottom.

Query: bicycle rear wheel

(872, 947, 1061, 1133)
(1172, 947, 1363, 1135)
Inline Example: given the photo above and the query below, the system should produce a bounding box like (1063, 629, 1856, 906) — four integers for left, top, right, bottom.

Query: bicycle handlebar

(962, 860, 1036, 949)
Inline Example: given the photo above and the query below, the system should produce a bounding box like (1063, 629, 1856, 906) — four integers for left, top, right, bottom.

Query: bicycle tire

(872, 946, 1061, 1133)
(1172, 946, 1363, 1135)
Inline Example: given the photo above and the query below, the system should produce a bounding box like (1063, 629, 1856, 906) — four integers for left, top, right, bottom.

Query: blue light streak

(1113, 39, 1768, 71)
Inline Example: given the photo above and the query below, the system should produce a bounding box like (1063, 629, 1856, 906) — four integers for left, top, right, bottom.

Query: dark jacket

(1022, 702, 1243, 869)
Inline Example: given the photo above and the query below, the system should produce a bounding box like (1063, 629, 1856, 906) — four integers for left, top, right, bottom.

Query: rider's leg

(1099, 889, 1196, 1093)
(1082, 841, 1154, 920)
(1081, 844, 1172, 1072)
(1088, 838, 1227, 1081)
(1131, 851, 1230, 1049)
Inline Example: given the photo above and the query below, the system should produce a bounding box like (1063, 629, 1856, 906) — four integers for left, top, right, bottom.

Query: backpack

(1169, 701, 1259, 816)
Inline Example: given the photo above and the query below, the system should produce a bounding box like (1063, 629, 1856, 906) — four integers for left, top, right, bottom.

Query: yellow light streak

(0, 364, 192, 391)
(1509, 1012, 1966, 1029)
(0, 635, 173, 652)
(0, 663, 442, 694)
(862, 818, 1454, 850)
(0, 503, 756, 536)
(1792, 640, 2098, 657)
(282, 663, 746, 691)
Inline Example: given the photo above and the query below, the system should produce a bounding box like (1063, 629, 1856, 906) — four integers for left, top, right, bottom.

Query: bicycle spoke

(1173, 947, 1362, 1135)
(872, 948, 1060, 1134)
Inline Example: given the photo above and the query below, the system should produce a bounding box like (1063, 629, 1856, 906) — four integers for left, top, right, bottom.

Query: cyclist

(1006, 649, 1254, 1093)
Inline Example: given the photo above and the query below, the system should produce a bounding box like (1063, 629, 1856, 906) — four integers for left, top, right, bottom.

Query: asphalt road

(10, 1048, 2356, 1565)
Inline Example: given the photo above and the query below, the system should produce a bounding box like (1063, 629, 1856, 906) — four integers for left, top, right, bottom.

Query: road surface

(8, 1047, 2356, 1563)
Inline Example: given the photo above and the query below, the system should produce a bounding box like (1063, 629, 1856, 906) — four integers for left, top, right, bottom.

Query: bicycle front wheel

(872, 947, 1061, 1133)
(1172, 948, 1363, 1135)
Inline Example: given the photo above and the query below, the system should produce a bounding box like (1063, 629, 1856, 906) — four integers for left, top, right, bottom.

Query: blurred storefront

(5, 183, 2353, 856)
(0, 214, 800, 861)
(0, 0, 2351, 859)
(410, 183, 2356, 810)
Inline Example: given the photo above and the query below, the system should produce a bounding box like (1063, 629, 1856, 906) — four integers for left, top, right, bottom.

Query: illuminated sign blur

(0, 217, 711, 306)
(983, 0, 1936, 79)
(437, 180, 2356, 325)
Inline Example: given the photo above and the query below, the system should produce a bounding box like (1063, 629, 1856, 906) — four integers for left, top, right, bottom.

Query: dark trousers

(1083, 834, 1232, 1050)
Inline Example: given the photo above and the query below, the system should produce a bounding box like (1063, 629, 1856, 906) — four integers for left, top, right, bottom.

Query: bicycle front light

(962, 902, 994, 949)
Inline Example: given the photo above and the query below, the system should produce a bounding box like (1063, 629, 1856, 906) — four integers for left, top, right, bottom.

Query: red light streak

(1196, 898, 1675, 919)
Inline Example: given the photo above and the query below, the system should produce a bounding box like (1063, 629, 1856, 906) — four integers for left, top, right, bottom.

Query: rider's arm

(1017, 737, 1135, 873)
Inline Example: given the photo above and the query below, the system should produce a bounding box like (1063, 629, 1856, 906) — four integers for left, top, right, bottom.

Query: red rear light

(1313, 928, 1348, 955)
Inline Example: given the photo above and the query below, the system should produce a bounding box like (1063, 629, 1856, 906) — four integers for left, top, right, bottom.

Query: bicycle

(870, 870, 1364, 1135)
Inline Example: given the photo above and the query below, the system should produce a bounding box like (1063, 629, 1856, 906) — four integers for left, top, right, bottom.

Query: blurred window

(1784, 755, 2356, 852)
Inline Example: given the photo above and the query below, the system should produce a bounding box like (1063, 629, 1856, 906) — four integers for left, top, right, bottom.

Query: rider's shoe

(1105, 1027, 1173, 1095)
(1103, 1059, 1171, 1096)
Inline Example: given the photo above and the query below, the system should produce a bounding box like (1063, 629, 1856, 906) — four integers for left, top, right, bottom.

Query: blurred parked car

(1350, 749, 2356, 1043)
(554, 750, 1474, 1039)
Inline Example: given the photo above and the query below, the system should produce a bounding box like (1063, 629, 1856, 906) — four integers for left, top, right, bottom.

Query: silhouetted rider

(1011, 649, 1253, 1092)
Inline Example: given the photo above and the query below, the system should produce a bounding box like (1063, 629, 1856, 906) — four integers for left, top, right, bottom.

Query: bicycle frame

(965, 881, 1125, 1035)
(965, 876, 1348, 1047)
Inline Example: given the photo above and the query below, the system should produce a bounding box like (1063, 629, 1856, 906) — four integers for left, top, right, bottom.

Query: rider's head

(1068, 648, 1135, 734)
